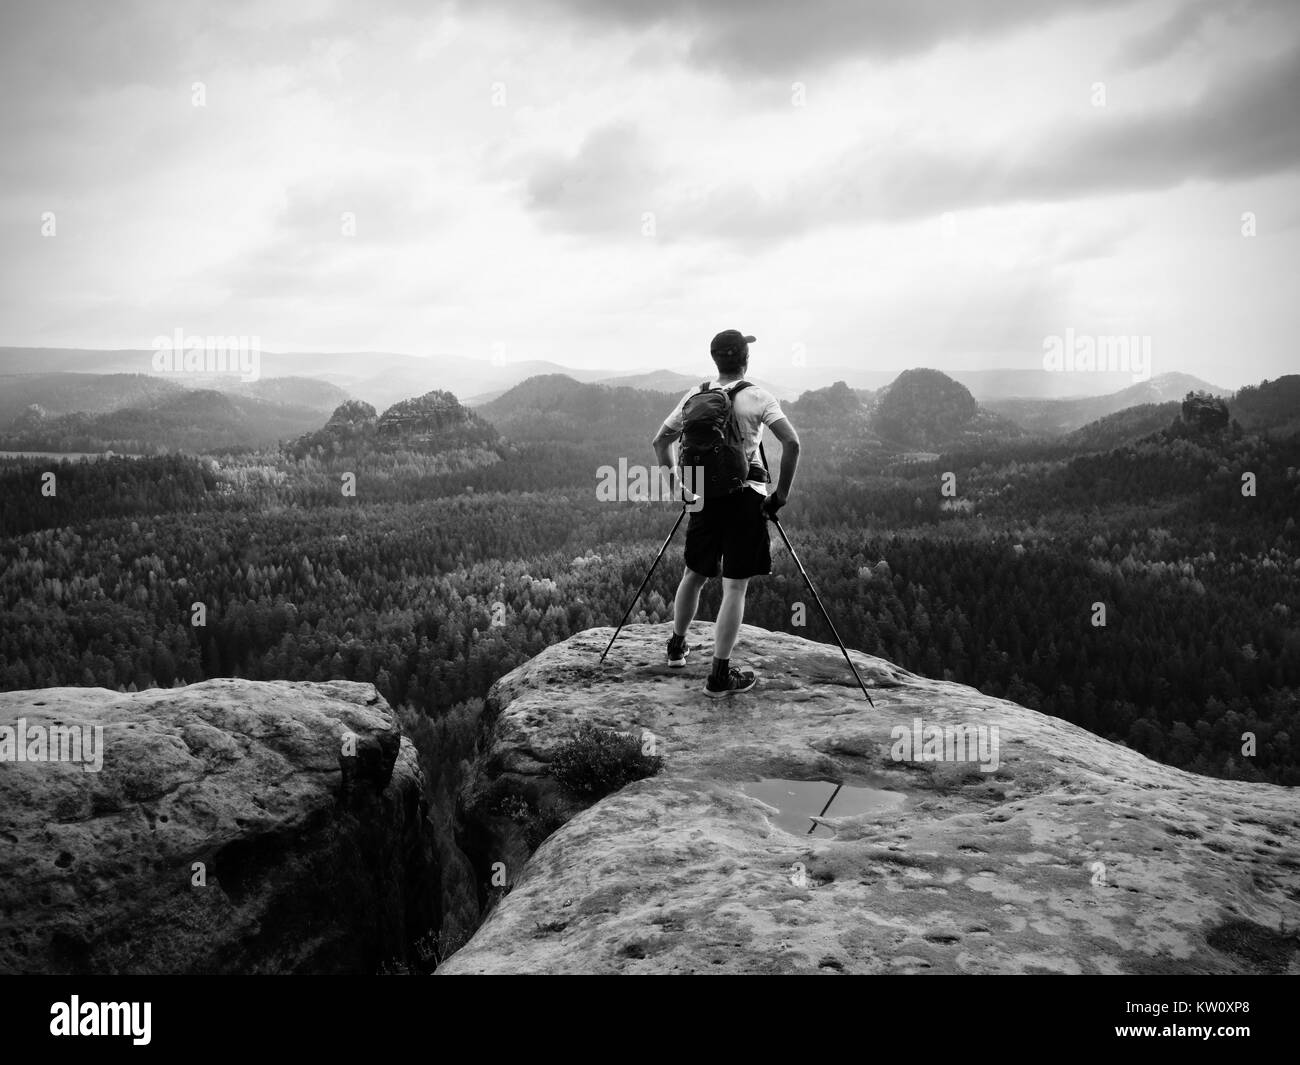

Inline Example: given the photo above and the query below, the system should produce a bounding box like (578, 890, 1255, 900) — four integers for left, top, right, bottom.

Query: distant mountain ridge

(0, 373, 183, 430)
(986, 373, 1231, 435)
(4, 359, 1269, 463)
(0, 387, 333, 455)
(661, 364, 1229, 401)
(2, 347, 1233, 410)
(486, 368, 1031, 467)
(230, 376, 349, 412)
(778, 371, 1023, 456)
(589, 369, 796, 401)
(477, 374, 681, 448)
(0, 347, 622, 413)
(480, 369, 1029, 459)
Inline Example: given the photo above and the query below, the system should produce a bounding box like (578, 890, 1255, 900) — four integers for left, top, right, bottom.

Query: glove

(762, 491, 787, 520)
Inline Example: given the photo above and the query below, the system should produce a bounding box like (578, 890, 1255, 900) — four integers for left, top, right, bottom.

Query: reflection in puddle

(740, 778, 906, 838)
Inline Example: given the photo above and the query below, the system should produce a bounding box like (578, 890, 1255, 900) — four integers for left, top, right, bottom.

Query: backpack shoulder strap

(730, 381, 770, 477)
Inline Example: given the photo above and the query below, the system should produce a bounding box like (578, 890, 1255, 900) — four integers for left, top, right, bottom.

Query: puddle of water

(740, 778, 905, 838)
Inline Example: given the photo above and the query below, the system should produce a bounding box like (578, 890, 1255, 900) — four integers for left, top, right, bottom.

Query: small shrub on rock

(550, 722, 663, 798)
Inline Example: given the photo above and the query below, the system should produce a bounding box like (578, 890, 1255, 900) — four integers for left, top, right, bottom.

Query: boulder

(0, 678, 441, 974)
(441, 623, 1300, 974)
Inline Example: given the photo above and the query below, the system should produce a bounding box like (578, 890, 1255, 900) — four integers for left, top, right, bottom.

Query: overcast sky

(2, 0, 1297, 387)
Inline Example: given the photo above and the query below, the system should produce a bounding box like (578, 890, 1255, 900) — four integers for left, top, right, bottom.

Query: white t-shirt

(662, 379, 786, 495)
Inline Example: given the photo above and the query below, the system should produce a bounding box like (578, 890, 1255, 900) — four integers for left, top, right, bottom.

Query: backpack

(679, 380, 769, 499)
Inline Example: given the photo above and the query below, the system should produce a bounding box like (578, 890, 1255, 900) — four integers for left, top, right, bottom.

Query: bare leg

(673, 566, 708, 638)
(714, 576, 749, 660)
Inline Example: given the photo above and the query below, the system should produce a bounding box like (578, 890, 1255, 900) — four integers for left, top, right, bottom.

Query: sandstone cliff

(5, 629, 1294, 975)
(0, 678, 454, 974)
(441, 623, 1300, 974)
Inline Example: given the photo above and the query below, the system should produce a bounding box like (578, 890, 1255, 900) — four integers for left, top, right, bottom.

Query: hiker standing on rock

(651, 329, 802, 696)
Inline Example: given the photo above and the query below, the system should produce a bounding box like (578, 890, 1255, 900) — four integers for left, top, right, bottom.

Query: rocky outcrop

(289, 391, 499, 463)
(0, 678, 448, 974)
(287, 399, 378, 458)
(376, 390, 499, 450)
(441, 623, 1300, 974)
(325, 398, 380, 430)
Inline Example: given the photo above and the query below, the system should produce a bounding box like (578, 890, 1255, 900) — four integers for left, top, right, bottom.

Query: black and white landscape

(1, 0, 1298, 1008)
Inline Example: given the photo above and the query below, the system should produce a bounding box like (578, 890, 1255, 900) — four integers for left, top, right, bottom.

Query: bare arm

(766, 416, 800, 501)
(651, 423, 681, 495)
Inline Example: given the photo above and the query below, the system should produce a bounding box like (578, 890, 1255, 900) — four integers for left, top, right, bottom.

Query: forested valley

(2, 380, 1297, 786)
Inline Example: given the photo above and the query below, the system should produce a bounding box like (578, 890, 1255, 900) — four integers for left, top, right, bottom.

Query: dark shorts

(684, 487, 772, 580)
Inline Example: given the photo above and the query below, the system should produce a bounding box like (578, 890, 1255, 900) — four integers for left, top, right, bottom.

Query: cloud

(216, 168, 452, 301)
(523, 122, 662, 235)
(1113, 0, 1291, 69)
(468, 0, 1136, 75)
(1115, 0, 1227, 67)
(992, 40, 1300, 195)
(646, 39, 1300, 246)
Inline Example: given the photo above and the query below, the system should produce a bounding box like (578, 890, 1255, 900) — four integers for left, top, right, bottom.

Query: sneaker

(706, 667, 756, 698)
(666, 633, 690, 668)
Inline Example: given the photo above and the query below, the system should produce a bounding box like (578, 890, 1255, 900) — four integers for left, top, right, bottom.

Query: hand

(762, 491, 787, 520)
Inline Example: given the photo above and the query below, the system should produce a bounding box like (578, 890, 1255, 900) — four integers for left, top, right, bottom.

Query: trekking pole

(770, 516, 875, 707)
(600, 502, 688, 662)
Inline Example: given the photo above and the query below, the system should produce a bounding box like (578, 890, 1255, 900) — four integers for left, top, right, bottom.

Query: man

(651, 329, 801, 696)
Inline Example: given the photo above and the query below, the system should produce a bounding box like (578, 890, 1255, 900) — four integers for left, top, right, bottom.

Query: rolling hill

(0, 373, 183, 430)
(477, 374, 681, 448)
(0, 388, 337, 454)
(1229, 375, 1300, 438)
(229, 376, 350, 412)
(985, 373, 1229, 435)
(866, 369, 1025, 451)
(1062, 401, 1182, 451)
(680, 365, 1213, 401)
(479, 369, 1027, 463)
(0, 347, 622, 413)
(592, 369, 796, 401)
(779, 380, 882, 462)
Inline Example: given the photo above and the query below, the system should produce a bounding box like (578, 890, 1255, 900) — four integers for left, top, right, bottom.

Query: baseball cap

(710, 329, 757, 356)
